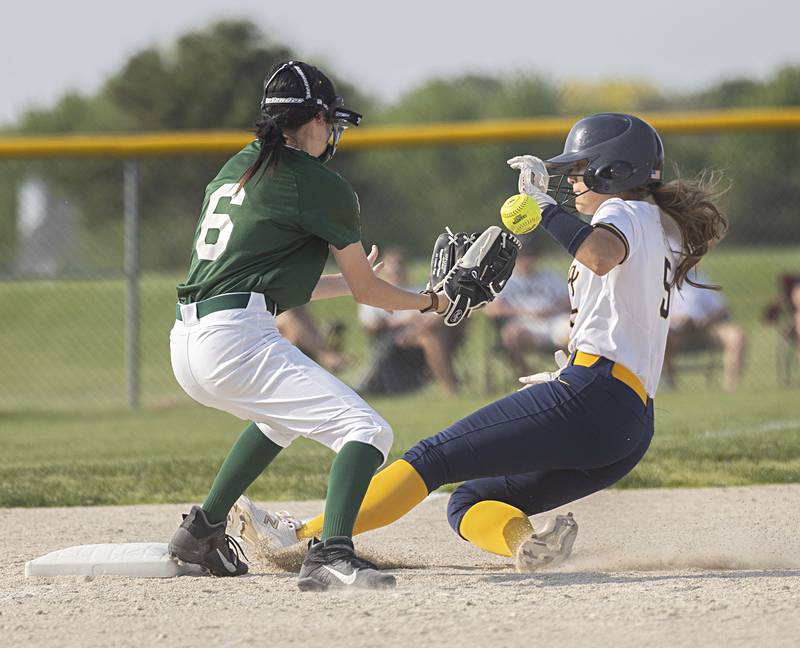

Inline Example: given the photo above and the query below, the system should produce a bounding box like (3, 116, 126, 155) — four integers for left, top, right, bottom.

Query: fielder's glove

(507, 155, 556, 210)
(518, 350, 569, 389)
(437, 226, 521, 327)
(427, 228, 479, 292)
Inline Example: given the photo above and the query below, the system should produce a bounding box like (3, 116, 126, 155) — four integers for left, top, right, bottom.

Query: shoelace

(224, 533, 249, 566)
(274, 510, 303, 530)
(307, 538, 381, 568)
(316, 545, 378, 571)
(307, 542, 362, 570)
(318, 545, 355, 562)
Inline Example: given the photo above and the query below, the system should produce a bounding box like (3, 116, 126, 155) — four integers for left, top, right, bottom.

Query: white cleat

(227, 495, 303, 551)
(514, 512, 578, 572)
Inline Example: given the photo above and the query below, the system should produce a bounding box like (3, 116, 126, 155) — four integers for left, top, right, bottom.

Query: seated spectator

(794, 282, 800, 347)
(763, 275, 800, 341)
(356, 248, 464, 396)
(277, 306, 349, 373)
(664, 275, 747, 391)
(484, 241, 570, 377)
(762, 274, 800, 381)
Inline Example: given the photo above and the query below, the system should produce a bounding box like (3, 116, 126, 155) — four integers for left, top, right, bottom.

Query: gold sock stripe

(459, 500, 533, 558)
(298, 459, 428, 540)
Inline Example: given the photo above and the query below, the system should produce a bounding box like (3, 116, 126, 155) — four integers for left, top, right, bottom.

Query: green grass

(1, 383, 798, 507)
(1, 246, 798, 412)
(0, 245, 799, 505)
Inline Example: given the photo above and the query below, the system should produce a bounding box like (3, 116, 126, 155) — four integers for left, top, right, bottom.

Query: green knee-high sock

(202, 422, 283, 524)
(322, 441, 383, 541)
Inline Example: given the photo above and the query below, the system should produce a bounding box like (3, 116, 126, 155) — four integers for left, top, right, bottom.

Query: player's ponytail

(651, 170, 728, 290)
(238, 114, 285, 187)
(630, 169, 729, 290)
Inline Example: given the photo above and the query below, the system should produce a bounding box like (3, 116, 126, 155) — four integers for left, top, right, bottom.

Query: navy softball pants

(401, 356, 654, 536)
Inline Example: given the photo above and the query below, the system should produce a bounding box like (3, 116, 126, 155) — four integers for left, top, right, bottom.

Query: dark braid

(238, 112, 284, 186)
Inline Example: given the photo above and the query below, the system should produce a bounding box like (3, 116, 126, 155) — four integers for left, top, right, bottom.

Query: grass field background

(1, 246, 799, 506)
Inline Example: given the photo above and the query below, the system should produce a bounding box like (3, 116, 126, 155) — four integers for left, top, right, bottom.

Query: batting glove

(518, 350, 569, 389)
(507, 155, 556, 210)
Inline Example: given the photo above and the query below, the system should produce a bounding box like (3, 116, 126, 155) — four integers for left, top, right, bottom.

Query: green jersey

(177, 142, 361, 311)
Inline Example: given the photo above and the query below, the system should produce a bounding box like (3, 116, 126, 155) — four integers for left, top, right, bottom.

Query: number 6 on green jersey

(196, 183, 245, 261)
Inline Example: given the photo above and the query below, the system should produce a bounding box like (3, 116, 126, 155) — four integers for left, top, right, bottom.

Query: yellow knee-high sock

(298, 459, 428, 540)
(458, 500, 533, 557)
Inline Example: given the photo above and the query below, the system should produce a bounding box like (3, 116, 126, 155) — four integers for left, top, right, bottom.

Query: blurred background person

(664, 274, 747, 391)
(794, 282, 800, 354)
(762, 274, 800, 384)
(357, 248, 464, 396)
(277, 307, 349, 373)
(484, 239, 571, 377)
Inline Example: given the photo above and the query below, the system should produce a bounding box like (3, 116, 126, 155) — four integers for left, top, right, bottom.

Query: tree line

(1, 20, 798, 272)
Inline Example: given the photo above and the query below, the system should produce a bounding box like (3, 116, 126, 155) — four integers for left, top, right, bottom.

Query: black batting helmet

(260, 61, 362, 163)
(546, 113, 664, 196)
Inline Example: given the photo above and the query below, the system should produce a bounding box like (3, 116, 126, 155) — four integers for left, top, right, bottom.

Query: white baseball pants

(169, 292, 392, 461)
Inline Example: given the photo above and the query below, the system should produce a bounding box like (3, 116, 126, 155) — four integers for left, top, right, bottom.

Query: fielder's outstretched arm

(310, 244, 384, 301)
(333, 243, 444, 312)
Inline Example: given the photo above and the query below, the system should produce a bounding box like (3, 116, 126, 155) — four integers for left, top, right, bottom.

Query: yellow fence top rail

(1, 108, 799, 158)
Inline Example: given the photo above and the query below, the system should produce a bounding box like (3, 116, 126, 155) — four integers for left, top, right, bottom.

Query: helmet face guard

(322, 97, 362, 163)
(260, 61, 362, 163)
(545, 113, 664, 209)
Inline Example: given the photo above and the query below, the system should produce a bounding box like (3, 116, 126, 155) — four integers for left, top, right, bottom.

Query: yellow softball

(500, 193, 542, 235)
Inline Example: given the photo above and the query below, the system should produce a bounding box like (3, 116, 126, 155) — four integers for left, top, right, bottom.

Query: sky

(3, 0, 799, 126)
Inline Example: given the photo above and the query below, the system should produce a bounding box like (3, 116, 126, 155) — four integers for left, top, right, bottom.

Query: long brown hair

(631, 170, 729, 290)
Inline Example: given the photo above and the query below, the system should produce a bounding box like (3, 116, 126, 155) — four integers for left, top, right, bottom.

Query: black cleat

(297, 537, 396, 591)
(168, 505, 248, 577)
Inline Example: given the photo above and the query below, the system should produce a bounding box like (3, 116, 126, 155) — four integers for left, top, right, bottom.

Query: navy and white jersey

(567, 198, 682, 397)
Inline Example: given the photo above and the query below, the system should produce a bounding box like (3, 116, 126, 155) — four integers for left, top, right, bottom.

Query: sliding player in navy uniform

(234, 113, 728, 570)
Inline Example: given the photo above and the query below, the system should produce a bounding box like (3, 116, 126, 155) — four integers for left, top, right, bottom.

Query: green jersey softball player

(167, 60, 447, 591)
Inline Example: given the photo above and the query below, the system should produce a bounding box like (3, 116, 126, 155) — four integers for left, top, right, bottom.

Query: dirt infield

(4, 485, 800, 647)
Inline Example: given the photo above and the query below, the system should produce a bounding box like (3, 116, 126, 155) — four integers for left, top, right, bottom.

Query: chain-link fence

(1, 116, 799, 412)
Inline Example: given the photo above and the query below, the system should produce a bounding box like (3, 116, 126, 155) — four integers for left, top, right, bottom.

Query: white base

(25, 542, 206, 578)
